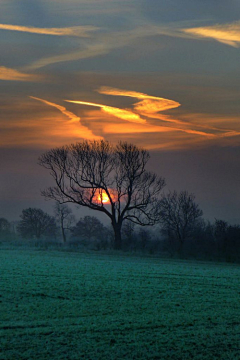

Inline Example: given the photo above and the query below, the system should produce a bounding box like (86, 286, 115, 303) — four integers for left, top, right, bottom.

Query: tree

(54, 203, 75, 243)
(0, 218, 11, 240)
(71, 215, 110, 248)
(17, 208, 57, 239)
(71, 215, 105, 240)
(38, 140, 165, 250)
(159, 190, 203, 255)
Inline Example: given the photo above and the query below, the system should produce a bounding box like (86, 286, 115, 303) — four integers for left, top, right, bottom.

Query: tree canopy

(159, 190, 203, 254)
(17, 208, 57, 239)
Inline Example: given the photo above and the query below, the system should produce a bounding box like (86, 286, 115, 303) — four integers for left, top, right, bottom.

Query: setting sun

(94, 190, 111, 204)
(98, 191, 109, 204)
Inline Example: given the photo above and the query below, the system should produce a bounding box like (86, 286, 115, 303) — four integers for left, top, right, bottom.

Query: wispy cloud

(0, 66, 41, 82)
(65, 99, 146, 124)
(26, 44, 109, 71)
(29, 97, 102, 141)
(0, 24, 98, 37)
(66, 88, 218, 138)
(182, 21, 240, 47)
(66, 87, 240, 144)
(98, 86, 181, 112)
(23, 24, 188, 70)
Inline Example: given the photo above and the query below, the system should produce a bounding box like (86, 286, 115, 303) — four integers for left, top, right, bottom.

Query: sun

(94, 189, 111, 204)
(98, 192, 109, 203)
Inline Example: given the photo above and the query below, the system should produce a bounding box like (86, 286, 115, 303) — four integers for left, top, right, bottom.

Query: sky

(0, 0, 240, 224)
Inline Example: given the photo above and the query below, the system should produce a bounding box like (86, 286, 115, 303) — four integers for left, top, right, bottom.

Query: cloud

(66, 88, 218, 139)
(65, 100, 146, 124)
(98, 86, 181, 112)
(26, 44, 109, 71)
(66, 86, 240, 145)
(103, 122, 215, 138)
(182, 21, 240, 47)
(24, 24, 189, 70)
(0, 23, 98, 37)
(29, 97, 102, 141)
(0, 66, 41, 81)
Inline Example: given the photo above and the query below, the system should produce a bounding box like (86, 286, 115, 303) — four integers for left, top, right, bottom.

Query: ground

(0, 248, 240, 359)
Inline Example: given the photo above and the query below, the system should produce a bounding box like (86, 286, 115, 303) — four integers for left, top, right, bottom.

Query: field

(0, 249, 240, 359)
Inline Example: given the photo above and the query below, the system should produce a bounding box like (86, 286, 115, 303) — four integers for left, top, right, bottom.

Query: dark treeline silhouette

(1, 140, 240, 263)
(1, 205, 240, 263)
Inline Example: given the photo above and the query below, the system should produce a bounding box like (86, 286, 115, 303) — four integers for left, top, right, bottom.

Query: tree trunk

(61, 217, 67, 243)
(61, 227, 67, 243)
(113, 223, 122, 250)
(177, 238, 184, 257)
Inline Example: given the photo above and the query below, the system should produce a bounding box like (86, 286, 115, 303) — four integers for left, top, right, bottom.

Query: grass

(0, 248, 240, 359)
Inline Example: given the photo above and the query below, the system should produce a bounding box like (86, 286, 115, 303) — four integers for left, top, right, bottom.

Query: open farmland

(0, 249, 240, 359)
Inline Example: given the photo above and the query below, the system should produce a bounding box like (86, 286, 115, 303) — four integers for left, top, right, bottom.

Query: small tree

(159, 190, 203, 255)
(38, 140, 165, 250)
(71, 215, 105, 240)
(0, 218, 11, 240)
(71, 215, 110, 249)
(17, 208, 57, 240)
(54, 203, 75, 243)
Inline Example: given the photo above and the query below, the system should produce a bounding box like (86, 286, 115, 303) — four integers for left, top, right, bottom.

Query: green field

(1, 249, 240, 359)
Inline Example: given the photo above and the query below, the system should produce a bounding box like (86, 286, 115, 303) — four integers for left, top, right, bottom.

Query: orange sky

(0, 0, 240, 222)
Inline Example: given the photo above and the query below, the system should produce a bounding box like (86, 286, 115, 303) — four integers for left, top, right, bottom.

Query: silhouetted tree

(71, 215, 110, 249)
(54, 203, 75, 243)
(38, 140, 165, 250)
(71, 215, 105, 240)
(159, 190, 203, 255)
(122, 221, 136, 251)
(214, 219, 240, 261)
(17, 208, 57, 239)
(0, 218, 11, 240)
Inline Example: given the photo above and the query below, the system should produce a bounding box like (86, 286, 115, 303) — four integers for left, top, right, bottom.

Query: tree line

(1, 140, 240, 262)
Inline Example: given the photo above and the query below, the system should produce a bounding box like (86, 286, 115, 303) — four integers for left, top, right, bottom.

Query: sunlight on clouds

(0, 67, 41, 82)
(66, 87, 237, 142)
(65, 100, 146, 124)
(0, 24, 98, 37)
(29, 97, 102, 141)
(103, 124, 172, 134)
(98, 86, 181, 113)
(103, 122, 215, 138)
(183, 22, 240, 47)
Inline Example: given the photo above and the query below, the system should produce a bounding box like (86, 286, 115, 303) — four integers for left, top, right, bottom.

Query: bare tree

(0, 218, 11, 240)
(54, 203, 75, 243)
(38, 140, 165, 250)
(159, 191, 203, 255)
(71, 215, 107, 239)
(17, 208, 57, 240)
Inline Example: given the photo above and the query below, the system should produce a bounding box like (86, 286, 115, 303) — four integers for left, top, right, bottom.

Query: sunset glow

(0, 66, 40, 82)
(65, 100, 146, 124)
(93, 189, 112, 205)
(183, 22, 240, 47)
(1, 0, 240, 223)
(0, 23, 97, 37)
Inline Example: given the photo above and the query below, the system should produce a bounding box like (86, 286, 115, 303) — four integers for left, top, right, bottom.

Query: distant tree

(0, 218, 11, 240)
(122, 221, 136, 250)
(214, 219, 240, 261)
(159, 191, 203, 255)
(17, 208, 57, 240)
(138, 228, 150, 251)
(71, 215, 104, 239)
(71, 215, 110, 248)
(38, 140, 165, 250)
(54, 203, 75, 243)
